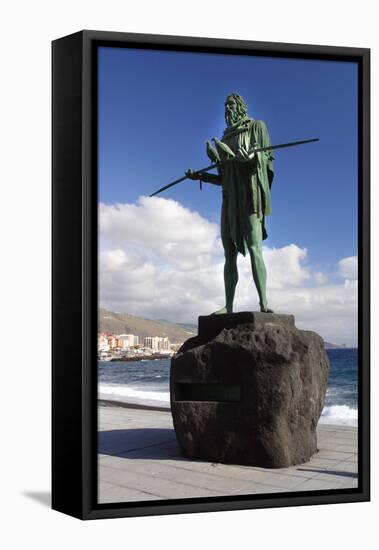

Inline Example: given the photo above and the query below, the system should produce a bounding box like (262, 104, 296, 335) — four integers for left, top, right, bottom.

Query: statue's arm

(200, 172, 222, 185)
(185, 169, 222, 186)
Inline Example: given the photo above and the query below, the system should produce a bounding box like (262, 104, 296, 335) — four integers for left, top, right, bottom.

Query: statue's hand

(185, 169, 201, 180)
(237, 147, 258, 168)
(238, 146, 250, 160)
(237, 146, 253, 161)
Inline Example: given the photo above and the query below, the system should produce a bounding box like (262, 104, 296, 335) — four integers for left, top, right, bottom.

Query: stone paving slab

(97, 404, 358, 504)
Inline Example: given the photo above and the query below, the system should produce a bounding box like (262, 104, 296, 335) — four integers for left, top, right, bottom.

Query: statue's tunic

(219, 117, 274, 256)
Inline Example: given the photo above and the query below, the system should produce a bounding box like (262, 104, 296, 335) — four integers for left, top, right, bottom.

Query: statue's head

(225, 93, 248, 126)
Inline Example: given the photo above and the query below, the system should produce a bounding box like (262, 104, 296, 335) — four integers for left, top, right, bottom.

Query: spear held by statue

(149, 137, 319, 197)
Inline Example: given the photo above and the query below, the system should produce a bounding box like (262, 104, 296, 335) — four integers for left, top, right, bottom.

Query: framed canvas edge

(52, 31, 85, 519)
(52, 30, 370, 520)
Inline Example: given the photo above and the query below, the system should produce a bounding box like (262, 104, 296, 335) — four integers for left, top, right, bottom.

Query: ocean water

(98, 348, 358, 426)
(321, 349, 358, 426)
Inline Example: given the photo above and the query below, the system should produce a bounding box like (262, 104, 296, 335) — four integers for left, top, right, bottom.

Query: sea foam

(320, 404, 358, 427)
(99, 383, 170, 407)
(99, 386, 358, 426)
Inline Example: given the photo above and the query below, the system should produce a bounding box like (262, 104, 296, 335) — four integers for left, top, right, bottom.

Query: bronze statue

(150, 93, 318, 315)
(186, 93, 274, 314)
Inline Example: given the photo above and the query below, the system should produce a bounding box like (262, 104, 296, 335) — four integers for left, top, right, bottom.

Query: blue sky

(98, 46, 358, 269)
(98, 46, 358, 345)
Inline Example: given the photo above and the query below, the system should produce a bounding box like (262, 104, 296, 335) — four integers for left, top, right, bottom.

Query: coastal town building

(98, 332, 173, 359)
(159, 337, 169, 351)
(118, 334, 139, 349)
(107, 335, 117, 349)
(144, 336, 170, 351)
(98, 333, 110, 352)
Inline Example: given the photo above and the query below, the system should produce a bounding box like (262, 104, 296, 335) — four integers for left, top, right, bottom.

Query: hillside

(99, 309, 347, 348)
(99, 309, 196, 343)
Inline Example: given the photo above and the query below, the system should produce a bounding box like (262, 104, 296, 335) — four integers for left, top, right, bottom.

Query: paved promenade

(98, 403, 358, 504)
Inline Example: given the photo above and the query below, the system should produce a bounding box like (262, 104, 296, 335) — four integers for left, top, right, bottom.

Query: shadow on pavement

(98, 428, 183, 460)
(296, 468, 357, 479)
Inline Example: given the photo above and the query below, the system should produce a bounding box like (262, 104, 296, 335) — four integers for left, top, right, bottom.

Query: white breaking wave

(98, 383, 170, 407)
(320, 405, 358, 427)
(98, 384, 358, 426)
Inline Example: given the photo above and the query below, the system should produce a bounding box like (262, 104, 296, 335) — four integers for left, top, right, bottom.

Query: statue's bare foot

(211, 306, 232, 315)
(260, 306, 274, 313)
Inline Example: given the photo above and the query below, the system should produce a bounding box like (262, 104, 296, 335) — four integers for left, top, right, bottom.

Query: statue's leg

(212, 244, 238, 315)
(223, 244, 238, 313)
(212, 205, 238, 315)
(246, 214, 273, 313)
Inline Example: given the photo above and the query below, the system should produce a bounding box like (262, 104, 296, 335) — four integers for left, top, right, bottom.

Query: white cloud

(99, 197, 221, 270)
(99, 198, 358, 346)
(314, 272, 328, 285)
(338, 256, 358, 280)
(264, 244, 309, 289)
(268, 281, 357, 346)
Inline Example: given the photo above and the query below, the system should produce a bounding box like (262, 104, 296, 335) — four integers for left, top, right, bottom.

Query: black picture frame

(52, 30, 370, 520)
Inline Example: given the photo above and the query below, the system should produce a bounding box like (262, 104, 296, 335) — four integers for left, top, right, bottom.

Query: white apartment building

(159, 337, 169, 351)
(144, 336, 170, 351)
(98, 333, 110, 352)
(117, 334, 139, 349)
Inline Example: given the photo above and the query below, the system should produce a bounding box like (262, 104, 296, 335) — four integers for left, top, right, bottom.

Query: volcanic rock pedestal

(170, 312, 329, 468)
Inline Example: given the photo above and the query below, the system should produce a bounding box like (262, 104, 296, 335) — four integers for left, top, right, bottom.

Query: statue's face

(225, 96, 239, 126)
